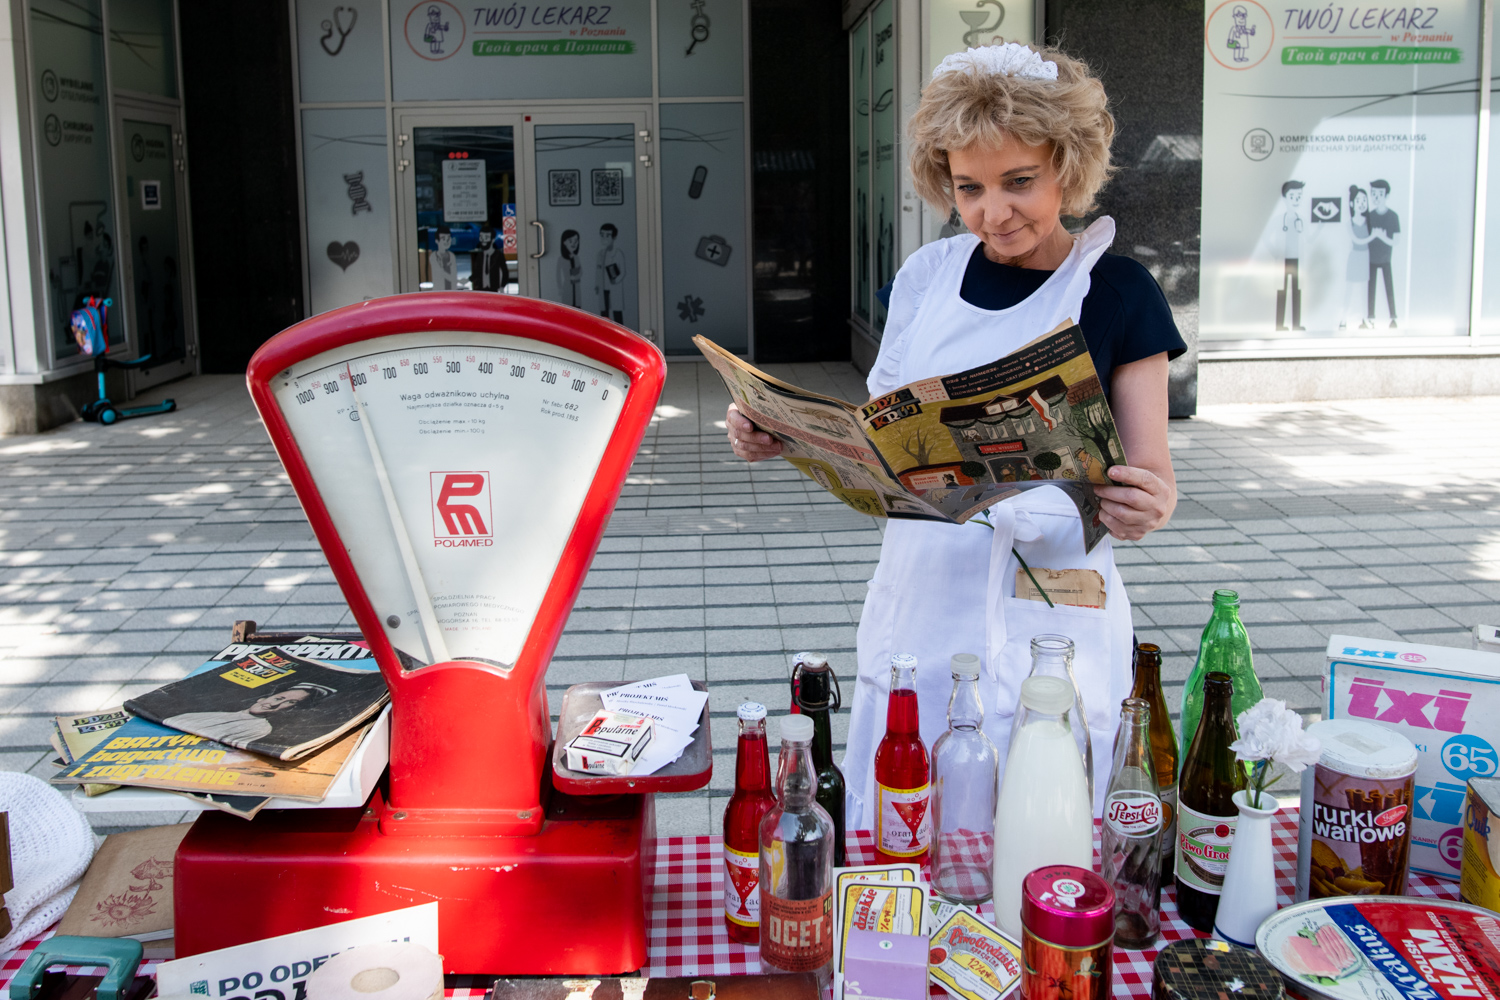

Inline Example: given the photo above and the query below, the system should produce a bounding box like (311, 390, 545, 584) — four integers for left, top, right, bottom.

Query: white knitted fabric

(931, 43, 1058, 82)
(0, 772, 96, 956)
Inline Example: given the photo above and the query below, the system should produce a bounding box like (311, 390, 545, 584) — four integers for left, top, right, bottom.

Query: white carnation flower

(931, 44, 1059, 83)
(1230, 697, 1322, 772)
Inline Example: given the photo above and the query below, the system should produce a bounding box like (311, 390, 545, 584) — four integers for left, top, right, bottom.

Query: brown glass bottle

(1131, 642, 1180, 886)
(1173, 671, 1245, 933)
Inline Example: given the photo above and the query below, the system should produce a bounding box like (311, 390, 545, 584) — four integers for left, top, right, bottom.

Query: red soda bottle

(724, 701, 776, 943)
(874, 653, 932, 863)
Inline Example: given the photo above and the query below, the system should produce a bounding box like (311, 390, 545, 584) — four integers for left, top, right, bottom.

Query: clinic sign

(1197, 0, 1480, 342)
(393, 0, 649, 97)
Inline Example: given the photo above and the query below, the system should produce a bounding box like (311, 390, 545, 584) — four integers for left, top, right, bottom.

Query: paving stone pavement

(1, 367, 1496, 836)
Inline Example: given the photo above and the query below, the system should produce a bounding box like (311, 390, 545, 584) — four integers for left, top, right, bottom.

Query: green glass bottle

(1178, 589, 1263, 750)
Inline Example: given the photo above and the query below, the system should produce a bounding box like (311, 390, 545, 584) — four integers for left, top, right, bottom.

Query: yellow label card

(928, 909, 1023, 1000)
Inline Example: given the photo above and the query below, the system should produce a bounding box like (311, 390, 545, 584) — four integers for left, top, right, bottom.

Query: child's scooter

(71, 297, 177, 424)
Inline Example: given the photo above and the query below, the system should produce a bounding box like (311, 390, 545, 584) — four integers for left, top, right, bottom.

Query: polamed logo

(431, 472, 494, 546)
(1206, 0, 1274, 70)
(405, 0, 465, 61)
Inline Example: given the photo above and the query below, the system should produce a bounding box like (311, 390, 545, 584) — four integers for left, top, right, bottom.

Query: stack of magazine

(48, 636, 389, 819)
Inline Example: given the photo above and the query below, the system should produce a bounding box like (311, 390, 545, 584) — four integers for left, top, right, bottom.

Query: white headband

(931, 43, 1058, 83)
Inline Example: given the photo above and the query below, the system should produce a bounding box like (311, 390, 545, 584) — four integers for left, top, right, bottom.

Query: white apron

(843, 218, 1135, 830)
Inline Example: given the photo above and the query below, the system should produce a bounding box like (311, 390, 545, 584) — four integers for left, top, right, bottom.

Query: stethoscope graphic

(321, 5, 357, 56)
(686, 0, 710, 54)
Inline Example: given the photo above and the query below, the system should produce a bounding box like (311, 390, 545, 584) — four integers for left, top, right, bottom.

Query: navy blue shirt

(956, 246, 1186, 396)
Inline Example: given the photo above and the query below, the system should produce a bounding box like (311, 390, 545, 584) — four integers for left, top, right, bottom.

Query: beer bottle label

(724, 845, 761, 928)
(762, 891, 834, 972)
(1104, 789, 1163, 837)
(1175, 802, 1237, 894)
(876, 781, 932, 856)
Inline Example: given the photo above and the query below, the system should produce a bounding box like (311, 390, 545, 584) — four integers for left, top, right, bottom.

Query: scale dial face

(270, 329, 629, 670)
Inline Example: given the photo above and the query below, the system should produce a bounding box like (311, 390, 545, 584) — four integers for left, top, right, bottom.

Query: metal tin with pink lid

(1020, 865, 1116, 1000)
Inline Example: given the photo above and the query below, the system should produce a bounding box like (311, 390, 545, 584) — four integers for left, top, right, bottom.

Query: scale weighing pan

(174, 293, 699, 975)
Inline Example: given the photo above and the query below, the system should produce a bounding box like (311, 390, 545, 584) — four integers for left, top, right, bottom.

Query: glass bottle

(874, 652, 931, 863)
(1179, 590, 1263, 751)
(759, 714, 835, 987)
(991, 675, 1093, 940)
(1101, 698, 1163, 949)
(931, 653, 999, 904)
(1130, 641, 1180, 886)
(1174, 671, 1247, 934)
(723, 701, 776, 944)
(1012, 634, 1093, 805)
(788, 651, 814, 714)
(793, 653, 846, 867)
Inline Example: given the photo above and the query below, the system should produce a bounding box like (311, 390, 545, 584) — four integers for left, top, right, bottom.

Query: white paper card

(156, 902, 439, 998)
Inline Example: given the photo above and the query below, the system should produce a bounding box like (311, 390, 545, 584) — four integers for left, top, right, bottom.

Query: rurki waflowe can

(1296, 718, 1418, 902)
(1020, 865, 1115, 1000)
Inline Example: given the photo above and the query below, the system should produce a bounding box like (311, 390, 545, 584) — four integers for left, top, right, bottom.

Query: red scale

(174, 294, 709, 974)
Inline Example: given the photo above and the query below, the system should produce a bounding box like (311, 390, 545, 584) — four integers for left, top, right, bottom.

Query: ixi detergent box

(1325, 635, 1500, 881)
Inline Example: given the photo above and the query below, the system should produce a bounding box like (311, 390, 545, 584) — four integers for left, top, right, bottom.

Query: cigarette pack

(564, 710, 653, 774)
(1325, 634, 1500, 879)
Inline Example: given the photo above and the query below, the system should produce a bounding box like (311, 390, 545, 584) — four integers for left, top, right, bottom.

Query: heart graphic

(327, 241, 360, 270)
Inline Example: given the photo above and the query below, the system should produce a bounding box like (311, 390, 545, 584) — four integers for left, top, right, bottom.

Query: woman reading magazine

(727, 43, 1184, 824)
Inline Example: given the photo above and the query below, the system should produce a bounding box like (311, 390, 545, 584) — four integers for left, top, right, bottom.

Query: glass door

(114, 102, 196, 390)
(395, 112, 524, 295)
(523, 110, 654, 337)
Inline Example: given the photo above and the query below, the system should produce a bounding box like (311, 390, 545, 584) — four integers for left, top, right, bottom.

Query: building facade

(0, 0, 1496, 433)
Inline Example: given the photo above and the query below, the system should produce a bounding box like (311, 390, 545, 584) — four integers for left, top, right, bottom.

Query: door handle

(529, 220, 546, 258)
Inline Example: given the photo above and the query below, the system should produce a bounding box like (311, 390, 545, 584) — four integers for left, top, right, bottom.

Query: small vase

(1213, 788, 1280, 948)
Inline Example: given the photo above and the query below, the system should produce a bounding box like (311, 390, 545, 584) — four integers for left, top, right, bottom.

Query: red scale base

(175, 776, 656, 975)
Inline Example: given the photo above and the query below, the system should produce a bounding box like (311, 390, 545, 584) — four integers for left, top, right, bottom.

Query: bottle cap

(737, 702, 767, 722)
(1019, 675, 1074, 714)
(950, 653, 980, 677)
(1021, 865, 1115, 948)
(791, 651, 815, 666)
(1305, 718, 1418, 778)
(890, 653, 918, 671)
(801, 653, 829, 670)
(779, 714, 814, 743)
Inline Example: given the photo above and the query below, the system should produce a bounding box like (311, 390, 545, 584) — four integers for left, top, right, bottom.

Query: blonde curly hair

(908, 45, 1115, 218)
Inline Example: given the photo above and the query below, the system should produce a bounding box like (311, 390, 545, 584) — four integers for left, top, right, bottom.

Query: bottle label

(1105, 789, 1163, 837)
(1175, 802, 1238, 894)
(876, 781, 932, 857)
(763, 892, 834, 972)
(724, 845, 761, 928)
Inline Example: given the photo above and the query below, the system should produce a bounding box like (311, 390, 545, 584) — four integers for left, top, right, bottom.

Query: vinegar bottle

(723, 702, 776, 943)
(759, 714, 835, 987)
(874, 652, 931, 863)
(1174, 671, 1246, 934)
(991, 675, 1093, 939)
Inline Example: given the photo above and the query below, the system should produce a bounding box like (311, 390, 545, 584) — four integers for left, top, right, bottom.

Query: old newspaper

(695, 321, 1127, 553)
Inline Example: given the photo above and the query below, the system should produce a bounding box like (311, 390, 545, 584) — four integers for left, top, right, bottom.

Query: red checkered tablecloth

(0, 811, 1459, 999)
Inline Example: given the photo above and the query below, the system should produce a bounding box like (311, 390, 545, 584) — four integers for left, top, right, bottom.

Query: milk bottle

(991, 675, 1093, 940)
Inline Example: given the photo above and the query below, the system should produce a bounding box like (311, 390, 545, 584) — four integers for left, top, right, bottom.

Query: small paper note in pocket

(1015, 567, 1106, 609)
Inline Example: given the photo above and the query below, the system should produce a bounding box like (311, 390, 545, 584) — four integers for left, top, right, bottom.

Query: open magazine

(695, 321, 1127, 552)
(123, 646, 389, 760)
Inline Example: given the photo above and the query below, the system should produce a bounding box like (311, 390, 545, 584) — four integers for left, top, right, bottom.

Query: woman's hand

(1095, 465, 1175, 540)
(1102, 352, 1178, 541)
(726, 404, 782, 462)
